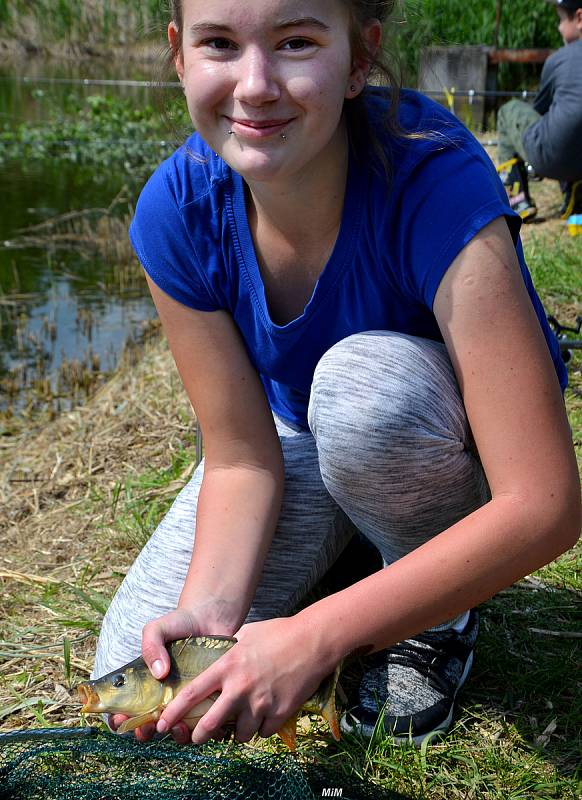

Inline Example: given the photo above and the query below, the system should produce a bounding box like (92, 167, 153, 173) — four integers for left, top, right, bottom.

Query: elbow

(561, 489, 582, 552)
(507, 474, 582, 562)
(545, 478, 582, 557)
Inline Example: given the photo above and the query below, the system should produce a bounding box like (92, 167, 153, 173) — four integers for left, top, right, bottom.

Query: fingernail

(157, 720, 168, 734)
(152, 660, 164, 679)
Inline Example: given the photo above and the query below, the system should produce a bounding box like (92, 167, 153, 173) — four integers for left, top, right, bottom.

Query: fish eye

(112, 673, 126, 688)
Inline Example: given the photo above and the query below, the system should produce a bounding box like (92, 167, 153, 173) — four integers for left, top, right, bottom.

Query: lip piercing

(227, 130, 234, 135)
(281, 133, 287, 141)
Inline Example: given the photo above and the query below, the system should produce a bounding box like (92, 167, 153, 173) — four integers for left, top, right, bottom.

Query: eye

(281, 38, 313, 51)
(202, 37, 234, 51)
(112, 674, 126, 688)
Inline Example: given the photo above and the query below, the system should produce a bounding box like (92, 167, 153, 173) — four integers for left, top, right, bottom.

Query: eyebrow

(188, 17, 331, 36)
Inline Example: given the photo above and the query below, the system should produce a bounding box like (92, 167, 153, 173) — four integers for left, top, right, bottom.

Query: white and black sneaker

(341, 609, 479, 746)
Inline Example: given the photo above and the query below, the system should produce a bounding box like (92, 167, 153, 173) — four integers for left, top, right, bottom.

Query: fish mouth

(78, 683, 102, 712)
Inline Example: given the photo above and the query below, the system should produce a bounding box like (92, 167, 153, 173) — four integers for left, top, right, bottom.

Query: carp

(78, 635, 341, 749)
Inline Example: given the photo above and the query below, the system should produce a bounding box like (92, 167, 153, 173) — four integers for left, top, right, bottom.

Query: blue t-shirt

(130, 89, 567, 429)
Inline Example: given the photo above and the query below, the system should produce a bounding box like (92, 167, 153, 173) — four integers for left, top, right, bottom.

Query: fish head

(78, 660, 163, 717)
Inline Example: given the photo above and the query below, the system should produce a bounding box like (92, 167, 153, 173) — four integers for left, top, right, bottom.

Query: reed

(1, 0, 168, 51)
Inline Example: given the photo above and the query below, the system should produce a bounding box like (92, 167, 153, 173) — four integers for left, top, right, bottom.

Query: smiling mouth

(232, 120, 287, 128)
(227, 118, 292, 138)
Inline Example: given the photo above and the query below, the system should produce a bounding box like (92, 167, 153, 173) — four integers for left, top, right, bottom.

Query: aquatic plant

(0, 93, 190, 179)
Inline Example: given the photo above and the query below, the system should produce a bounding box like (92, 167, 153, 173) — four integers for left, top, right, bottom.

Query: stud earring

(350, 84, 357, 93)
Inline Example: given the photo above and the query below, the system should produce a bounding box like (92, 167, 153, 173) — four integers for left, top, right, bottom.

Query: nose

(233, 47, 281, 106)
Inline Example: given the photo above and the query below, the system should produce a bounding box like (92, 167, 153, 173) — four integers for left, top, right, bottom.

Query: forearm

(178, 459, 285, 633)
(300, 492, 580, 674)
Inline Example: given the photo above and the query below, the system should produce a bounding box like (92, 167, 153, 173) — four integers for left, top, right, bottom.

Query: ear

(347, 19, 383, 99)
(168, 21, 185, 83)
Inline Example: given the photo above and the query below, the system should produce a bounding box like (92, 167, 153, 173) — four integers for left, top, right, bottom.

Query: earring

(350, 84, 357, 93)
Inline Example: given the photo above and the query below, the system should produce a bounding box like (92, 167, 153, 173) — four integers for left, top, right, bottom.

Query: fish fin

(277, 714, 298, 750)
(303, 663, 342, 742)
(116, 709, 161, 734)
(320, 693, 341, 742)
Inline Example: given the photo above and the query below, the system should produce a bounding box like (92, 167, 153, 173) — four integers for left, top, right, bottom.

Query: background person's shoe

(498, 158, 537, 222)
(341, 610, 479, 746)
(560, 182, 582, 236)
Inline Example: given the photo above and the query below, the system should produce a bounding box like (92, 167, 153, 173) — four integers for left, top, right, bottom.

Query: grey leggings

(93, 332, 489, 680)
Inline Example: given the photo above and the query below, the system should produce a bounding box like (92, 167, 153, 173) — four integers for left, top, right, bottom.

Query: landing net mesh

(0, 728, 397, 800)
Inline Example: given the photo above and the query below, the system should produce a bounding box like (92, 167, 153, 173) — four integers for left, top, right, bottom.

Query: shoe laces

(386, 634, 453, 695)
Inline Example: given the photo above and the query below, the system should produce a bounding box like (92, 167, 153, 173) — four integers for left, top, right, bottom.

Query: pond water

(0, 58, 174, 415)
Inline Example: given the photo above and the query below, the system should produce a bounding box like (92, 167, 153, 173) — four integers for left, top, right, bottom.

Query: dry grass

(0, 333, 195, 729)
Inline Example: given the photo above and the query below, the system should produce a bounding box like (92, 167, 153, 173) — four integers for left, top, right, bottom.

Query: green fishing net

(0, 728, 402, 800)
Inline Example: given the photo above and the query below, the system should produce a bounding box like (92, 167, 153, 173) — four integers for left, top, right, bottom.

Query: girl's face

(169, 0, 379, 185)
(557, 8, 582, 45)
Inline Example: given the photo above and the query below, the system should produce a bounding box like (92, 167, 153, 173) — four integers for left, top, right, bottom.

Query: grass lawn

(0, 176, 580, 799)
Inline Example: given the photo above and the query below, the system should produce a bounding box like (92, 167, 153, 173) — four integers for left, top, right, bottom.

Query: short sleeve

(129, 160, 220, 312)
(392, 141, 520, 309)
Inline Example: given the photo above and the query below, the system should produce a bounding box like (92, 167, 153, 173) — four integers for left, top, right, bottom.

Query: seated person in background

(496, 0, 582, 225)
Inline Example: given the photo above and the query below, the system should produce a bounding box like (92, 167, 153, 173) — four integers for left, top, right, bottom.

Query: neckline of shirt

(228, 146, 366, 335)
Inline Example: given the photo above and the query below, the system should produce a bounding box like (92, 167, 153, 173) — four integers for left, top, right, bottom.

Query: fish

(78, 635, 341, 749)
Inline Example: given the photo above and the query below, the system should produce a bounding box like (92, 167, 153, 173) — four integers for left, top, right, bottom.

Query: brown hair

(168, 0, 406, 179)
(340, 1, 404, 176)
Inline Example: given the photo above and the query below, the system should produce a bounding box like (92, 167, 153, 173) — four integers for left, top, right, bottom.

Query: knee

(308, 332, 469, 487)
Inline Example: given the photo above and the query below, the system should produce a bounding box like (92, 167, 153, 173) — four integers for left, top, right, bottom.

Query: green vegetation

(398, 0, 561, 53)
(391, 0, 562, 87)
(0, 93, 190, 178)
(0, 0, 166, 51)
(526, 234, 582, 307)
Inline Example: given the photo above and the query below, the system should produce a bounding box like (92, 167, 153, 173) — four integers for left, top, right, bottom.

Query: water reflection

(0, 60, 171, 415)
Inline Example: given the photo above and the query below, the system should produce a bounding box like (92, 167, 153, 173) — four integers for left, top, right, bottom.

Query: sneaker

(341, 609, 479, 746)
(498, 158, 537, 222)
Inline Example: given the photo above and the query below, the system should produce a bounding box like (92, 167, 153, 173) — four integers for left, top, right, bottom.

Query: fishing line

(0, 76, 180, 89)
(0, 75, 538, 98)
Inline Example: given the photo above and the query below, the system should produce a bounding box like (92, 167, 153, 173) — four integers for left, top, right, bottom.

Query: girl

(93, 0, 580, 747)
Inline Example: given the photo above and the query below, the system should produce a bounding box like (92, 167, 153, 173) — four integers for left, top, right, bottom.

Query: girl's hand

(155, 615, 332, 745)
(112, 607, 234, 744)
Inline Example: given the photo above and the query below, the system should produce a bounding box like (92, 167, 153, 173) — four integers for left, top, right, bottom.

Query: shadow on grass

(465, 580, 581, 778)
